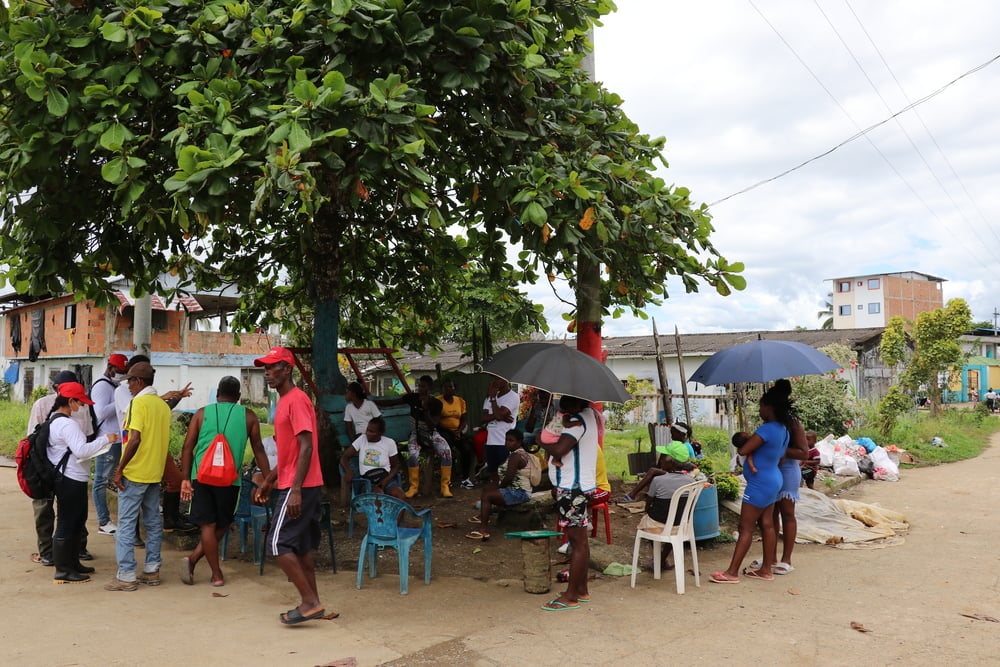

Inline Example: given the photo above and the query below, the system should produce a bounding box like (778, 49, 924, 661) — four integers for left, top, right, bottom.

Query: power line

(809, 0, 1000, 267)
(843, 0, 1000, 250)
(712, 7, 1000, 214)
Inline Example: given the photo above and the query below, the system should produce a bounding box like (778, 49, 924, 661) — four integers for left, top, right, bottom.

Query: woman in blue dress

(710, 384, 794, 584)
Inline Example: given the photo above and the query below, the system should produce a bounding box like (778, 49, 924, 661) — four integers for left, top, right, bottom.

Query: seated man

(465, 430, 531, 541)
(636, 441, 695, 570)
(624, 440, 696, 501)
(340, 417, 406, 500)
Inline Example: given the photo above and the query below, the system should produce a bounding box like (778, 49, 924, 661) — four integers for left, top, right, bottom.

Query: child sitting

(340, 417, 406, 499)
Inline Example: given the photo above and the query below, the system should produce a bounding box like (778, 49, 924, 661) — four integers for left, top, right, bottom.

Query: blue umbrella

(688, 340, 840, 386)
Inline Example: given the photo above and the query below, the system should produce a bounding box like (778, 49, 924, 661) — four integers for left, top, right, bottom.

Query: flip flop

(180, 557, 194, 586)
(773, 563, 795, 575)
(280, 607, 325, 625)
(468, 516, 481, 524)
(541, 599, 581, 611)
(748, 558, 763, 570)
(577, 595, 591, 604)
(210, 578, 225, 587)
(464, 530, 490, 540)
(742, 567, 774, 581)
(709, 571, 739, 584)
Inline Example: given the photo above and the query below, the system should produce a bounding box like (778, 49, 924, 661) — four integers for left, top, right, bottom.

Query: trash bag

(869, 446, 900, 481)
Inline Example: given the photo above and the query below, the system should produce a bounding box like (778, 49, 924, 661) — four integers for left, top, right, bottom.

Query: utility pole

(133, 294, 152, 358)
(575, 41, 603, 365)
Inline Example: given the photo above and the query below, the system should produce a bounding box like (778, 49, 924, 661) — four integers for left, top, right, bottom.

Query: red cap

(108, 354, 128, 373)
(58, 382, 95, 405)
(254, 346, 296, 367)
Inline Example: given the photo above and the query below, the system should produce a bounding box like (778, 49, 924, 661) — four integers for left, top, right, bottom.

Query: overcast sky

(531, 0, 1000, 338)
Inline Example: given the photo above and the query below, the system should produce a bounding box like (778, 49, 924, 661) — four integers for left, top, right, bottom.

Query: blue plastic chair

(221, 479, 269, 566)
(340, 462, 373, 538)
(351, 493, 432, 595)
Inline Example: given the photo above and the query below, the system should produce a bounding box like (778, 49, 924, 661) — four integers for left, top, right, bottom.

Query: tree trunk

(309, 202, 349, 488)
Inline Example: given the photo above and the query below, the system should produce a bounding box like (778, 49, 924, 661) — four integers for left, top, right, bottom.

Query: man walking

(253, 347, 328, 625)
(179, 376, 271, 587)
(105, 361, 171, 591)
(91, 353, 128, 536)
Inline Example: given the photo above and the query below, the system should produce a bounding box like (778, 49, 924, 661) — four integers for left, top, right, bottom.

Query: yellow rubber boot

(405, 467, 420, 498)
(440, 465, 454, 498)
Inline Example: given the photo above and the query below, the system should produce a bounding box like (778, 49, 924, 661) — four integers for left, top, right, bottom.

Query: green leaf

(100, 124, 127, 152)
(46, 88, 69, 117)
(101, 157, 127, 184)
(101, 23, 127, 43)
(400, 140, 424, 155)
(288, 122, 311, 153)
(293, 79, 318, 103)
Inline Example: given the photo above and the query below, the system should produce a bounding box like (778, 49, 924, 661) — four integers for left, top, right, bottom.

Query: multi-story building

(829, 271, 945, 329)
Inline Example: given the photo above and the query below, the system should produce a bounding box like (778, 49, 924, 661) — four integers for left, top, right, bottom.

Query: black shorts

(188, 480, 239, 528)
(265, 486, 322, 557)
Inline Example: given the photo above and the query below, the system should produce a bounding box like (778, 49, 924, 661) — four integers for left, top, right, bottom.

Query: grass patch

(850, 408, 1000, 465)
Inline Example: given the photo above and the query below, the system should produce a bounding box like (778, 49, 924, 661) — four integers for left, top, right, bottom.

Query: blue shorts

(500, 487, 531, 506)
(777, 459, 801, 502)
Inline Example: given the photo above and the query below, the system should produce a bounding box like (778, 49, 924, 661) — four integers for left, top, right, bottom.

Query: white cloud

(576, 0, 1000, 336)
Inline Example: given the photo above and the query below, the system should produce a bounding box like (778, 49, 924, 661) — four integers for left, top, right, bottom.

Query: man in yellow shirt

(105, 361, 171, 592)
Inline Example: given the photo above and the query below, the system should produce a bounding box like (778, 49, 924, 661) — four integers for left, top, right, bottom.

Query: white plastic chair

(630, 481, 706, 594)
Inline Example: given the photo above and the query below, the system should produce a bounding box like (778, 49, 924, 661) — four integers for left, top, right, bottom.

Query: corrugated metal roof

(391, 328, 885, 372)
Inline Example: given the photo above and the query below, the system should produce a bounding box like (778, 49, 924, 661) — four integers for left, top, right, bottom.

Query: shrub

(713, 472, 741, 501)
(876, 385, 914, 440)
(30, 385, 49, 404)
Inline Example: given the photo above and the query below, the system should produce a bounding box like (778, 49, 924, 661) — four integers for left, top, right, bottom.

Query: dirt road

(2, 433, 998, 667)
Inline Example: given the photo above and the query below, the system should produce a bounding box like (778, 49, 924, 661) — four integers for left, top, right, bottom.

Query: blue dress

(742, 421, 789, 508)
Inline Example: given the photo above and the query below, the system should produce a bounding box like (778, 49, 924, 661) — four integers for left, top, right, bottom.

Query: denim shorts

(500, 487, 531, 506)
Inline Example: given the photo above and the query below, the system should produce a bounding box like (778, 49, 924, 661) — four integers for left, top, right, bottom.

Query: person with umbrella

(539, 395, 599, 611)
(710, 385, 794, 584)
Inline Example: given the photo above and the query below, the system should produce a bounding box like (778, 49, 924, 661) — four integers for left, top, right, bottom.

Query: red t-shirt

(274, 387, 324, 489)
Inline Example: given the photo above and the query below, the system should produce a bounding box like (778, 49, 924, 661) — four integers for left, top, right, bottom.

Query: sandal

(742, 567, 774, 581)
(465, 530, 490, 540)
(773, 562, 795, 575)
(541, 599, 580, 611)
(709, 571, 739, 584)
(467, 515, 481, 524)
(748, 558, 763, 570)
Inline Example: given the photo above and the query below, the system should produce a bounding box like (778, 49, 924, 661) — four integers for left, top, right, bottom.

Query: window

(838, 305, 851, 316)
(63, 304, 76, 329)
(868, 278, 880, 289)
(868, 303, 881, 314)
(151, 310, 168, 331)
(857, 304, 863, 310)
(838, 281, 851, 293)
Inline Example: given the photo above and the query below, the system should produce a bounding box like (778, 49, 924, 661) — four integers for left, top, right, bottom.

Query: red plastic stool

(590, 502, 612, 544)
(559, 502, 612, 545)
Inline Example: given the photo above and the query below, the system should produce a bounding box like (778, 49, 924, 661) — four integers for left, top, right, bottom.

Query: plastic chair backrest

(663, 481, 705, 536)
(353, 493, 410, 541)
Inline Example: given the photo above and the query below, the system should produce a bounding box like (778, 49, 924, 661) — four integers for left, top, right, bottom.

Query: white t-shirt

(47, 414, 114, 483)
(344, 399, 381, 439)
(547, 407, 598, 492)
(483, 390, 520, 446)
(353, 434, 398, 475)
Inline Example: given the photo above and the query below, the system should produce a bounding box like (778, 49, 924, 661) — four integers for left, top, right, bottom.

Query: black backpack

(15, 413, 70, 499)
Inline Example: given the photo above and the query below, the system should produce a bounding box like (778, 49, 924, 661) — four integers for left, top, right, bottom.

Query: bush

(30, 385, 49, 404)
(713, 472, 741, 501)
(876, 385, 914, 440)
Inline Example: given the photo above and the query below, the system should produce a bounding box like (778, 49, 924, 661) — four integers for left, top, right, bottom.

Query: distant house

(0, 277, 274, 406)
(945, 328, 1000, 403)
(829, 271, 944, 329)
(368, 327, 890, 430)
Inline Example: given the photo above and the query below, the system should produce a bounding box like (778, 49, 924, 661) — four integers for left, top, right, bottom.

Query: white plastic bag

(816, 435, 837, 468)
(832, 450, 861, 477)
(869, 446, 900, 481)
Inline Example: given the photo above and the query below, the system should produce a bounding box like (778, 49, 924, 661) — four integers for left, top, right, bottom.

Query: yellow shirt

(595, 444, 611, 493)
(123, 391, 171, 483)
(436, 394, 466, 432)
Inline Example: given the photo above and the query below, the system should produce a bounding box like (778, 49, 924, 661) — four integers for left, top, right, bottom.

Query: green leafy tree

(604, 374, 654, 430)
(881, 299, 973, 416)
(788, 343, 857, 436)
(0, 0, 743, 417)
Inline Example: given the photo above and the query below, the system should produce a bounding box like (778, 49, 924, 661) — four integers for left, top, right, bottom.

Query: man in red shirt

(253, 347, 328, 625)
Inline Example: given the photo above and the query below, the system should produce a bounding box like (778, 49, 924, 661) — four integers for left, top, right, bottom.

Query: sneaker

(104, 578, 138, 592)
(460, 479, 476, 490)
(557, 542, 571, 555)
(138, 571, 161, 586)
(98, 522, 118, 536)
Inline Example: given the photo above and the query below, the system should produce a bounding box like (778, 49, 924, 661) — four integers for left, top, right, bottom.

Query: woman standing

(48, 382, 119, 583)
(710, 385, 793, 583)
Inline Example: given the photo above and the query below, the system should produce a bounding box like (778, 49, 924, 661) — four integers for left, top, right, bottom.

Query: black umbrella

(482, 342, 631, 403)
(689, 340, 840, 386)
